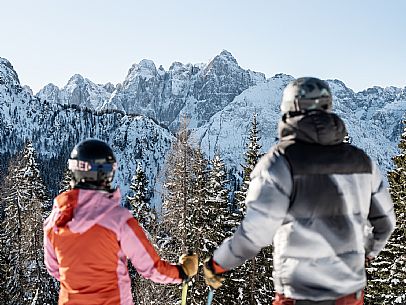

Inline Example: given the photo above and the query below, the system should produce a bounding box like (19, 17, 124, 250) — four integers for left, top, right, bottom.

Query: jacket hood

(45, 188, 121, 233)
(278, 111, 347, 145)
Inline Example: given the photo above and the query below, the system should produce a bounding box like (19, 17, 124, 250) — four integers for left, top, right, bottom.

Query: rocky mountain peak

(327, 79, 350, 89)
(169, 61, 184, 71)
(42, 83, 60, 91)
(67, 74, 86, 85)
(217, 50, 238, 65)
(36, 83, 60, 103)
(103, 82, 116, 93)
(0, 57, 20, 87)
(270, 73, 294, 83)
(203, 50, 239, 76)
(0, 57, 14, 71)
(36, 74, 112, 110)
(126, 59, 158, 82)
(324, 79, 354, 104)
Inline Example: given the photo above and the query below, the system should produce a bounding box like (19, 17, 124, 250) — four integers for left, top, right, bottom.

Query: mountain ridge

(0, 58, 174, 206)
(1, 53, 405, 203)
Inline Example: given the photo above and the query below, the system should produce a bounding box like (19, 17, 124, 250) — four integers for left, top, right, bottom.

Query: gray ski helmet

(281, 77, 332, 113)
(68, 139, 117, 190)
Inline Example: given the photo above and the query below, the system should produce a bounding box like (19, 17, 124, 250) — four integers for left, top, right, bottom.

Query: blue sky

(1, 0, 405, 93)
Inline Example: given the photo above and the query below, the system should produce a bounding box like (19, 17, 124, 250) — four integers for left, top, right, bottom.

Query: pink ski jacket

(44, 188, 182, 305)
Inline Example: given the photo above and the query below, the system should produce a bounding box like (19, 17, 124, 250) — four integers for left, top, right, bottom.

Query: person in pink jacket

(44, 139, 198, 305)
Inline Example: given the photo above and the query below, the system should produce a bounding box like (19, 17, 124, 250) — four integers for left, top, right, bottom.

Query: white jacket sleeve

(366, 162, 396, 257)
(213, 152, 292, 270)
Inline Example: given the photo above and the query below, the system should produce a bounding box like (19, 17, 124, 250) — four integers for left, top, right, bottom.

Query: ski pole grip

(180, 249, 198, 282)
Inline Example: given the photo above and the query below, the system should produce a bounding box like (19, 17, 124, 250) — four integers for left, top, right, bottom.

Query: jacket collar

(278, 111, 347, 145)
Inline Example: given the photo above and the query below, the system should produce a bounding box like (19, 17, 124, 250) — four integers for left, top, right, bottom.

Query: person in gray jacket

(203, 77, 396, 305)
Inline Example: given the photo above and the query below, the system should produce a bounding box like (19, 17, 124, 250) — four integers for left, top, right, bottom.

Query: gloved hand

(203, 257, 225, 289)
(179, 253, 199, 279)
(365, 255, 374, 267)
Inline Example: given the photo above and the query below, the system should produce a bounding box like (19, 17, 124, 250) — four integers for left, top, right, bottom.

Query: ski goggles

(68, 159, 117, 172)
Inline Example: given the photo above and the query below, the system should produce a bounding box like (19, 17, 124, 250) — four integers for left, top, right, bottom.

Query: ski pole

(206, 287, 215, 305)
(181, 280, 189, 305)
(181, 250, 194, 305)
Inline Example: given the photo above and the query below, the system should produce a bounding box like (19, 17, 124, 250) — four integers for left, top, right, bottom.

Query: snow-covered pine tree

(1, 155, 19, 304)
(42, 165, 72, 221)
(234, 113, 262, 215)
(0, 165, 6, 294)
(58, 166, 72, 193)
(187, 146, 210, 304)
(0, 163, 23, 305)
(126, 161, 160, 305)
(365, 121, 406, 304)
(160, 118, 213, 304)
(127, 161, 156, 233)
(157, 118, 197, 304)
(203, 153, 246, 305)
(204, 154, 230, 253)
(0, 143, 58, 305)
(161, 118, 195, 255)
(232, 113, 274, 304)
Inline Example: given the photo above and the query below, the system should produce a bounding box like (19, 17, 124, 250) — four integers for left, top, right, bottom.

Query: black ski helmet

(68, 139, 117, 190)
(281, 77, 332, 114)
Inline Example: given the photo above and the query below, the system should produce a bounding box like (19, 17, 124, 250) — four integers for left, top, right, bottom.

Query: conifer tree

(158, 122, 194, 304)
(161, 119, 195, 255)
(204, 154, 230, 251)
(0, 167, 8, 301)
(187, 146, 210, 304)
(126, 162, 161, 305)
(204, 154, 247, 305)
(59, 166, 72, 193)
(0, 143, 58, 305)
(366, 122, 406, 304)
(232, 113, 274, 304)
(127, 162, 156, 233)
(160, 118, 212, 304)
(234, 113, 262, 214)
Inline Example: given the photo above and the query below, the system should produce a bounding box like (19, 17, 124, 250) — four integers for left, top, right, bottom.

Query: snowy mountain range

(198, 75, 406, 174)
(1, 51, 405, 205)
(0, 57, 173, 206)
(37, 51, 266, 130)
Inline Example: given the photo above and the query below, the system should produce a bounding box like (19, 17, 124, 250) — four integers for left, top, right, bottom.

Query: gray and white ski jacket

(213, 111, 395, 301)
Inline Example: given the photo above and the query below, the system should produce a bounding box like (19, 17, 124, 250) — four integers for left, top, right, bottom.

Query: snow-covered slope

(196, 75, 405, 175)
(195, 74, 292, 165)
(0, 58, 173, 206)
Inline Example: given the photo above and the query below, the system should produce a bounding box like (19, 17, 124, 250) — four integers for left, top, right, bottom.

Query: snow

(30, 289, 39, 305)
(1, 51, 405, 205)
(0, 67, 174, 208)
(195, 75, 293, 167)
(168, 62, 194, 96)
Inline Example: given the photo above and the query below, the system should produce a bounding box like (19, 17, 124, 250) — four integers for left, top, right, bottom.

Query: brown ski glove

(203, 257, 226, 289)
(179, 253, 199, 279)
